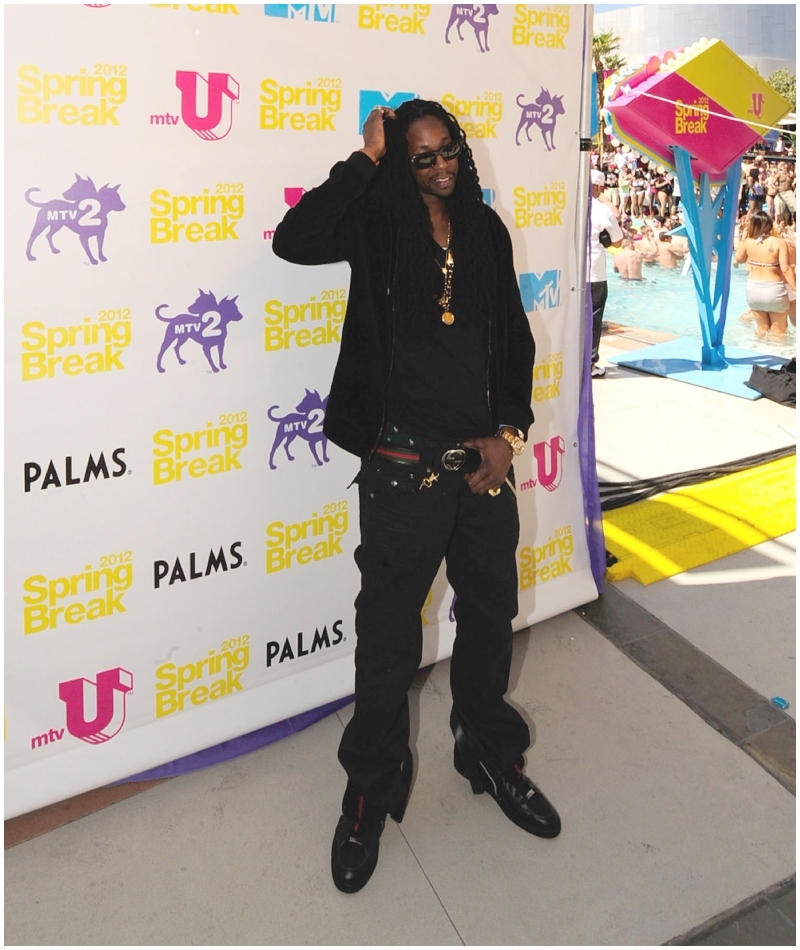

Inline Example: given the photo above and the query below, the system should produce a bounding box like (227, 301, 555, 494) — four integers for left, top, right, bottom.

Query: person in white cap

(589, 169, 623, 378)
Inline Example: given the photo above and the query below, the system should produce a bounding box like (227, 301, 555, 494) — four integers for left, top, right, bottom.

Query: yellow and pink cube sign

(605, 39, 792, 179)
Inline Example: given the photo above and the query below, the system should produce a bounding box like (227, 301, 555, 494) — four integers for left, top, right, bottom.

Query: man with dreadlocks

(273, 98, 561, 893)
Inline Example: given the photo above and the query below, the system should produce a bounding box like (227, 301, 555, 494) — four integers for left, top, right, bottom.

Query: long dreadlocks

(367, 99, 498, 325)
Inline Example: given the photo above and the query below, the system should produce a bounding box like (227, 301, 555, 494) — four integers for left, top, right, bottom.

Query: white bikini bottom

(746, 279, 790, 313)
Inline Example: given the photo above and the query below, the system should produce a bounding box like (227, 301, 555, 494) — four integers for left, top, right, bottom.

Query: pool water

(603, 261, 796, 358)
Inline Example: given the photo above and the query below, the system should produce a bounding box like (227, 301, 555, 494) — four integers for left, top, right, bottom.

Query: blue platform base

(607, 337, 785, 400)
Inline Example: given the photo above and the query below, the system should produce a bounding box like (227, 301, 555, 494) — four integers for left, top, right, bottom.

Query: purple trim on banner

(579, 187, 606, 595)
(113, 695, 353, 783)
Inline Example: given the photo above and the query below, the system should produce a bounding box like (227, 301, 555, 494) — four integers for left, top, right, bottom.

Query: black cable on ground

(599, 444, 796, 512)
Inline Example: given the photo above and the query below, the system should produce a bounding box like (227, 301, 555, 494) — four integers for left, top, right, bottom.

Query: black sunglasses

(409, 140, 461, 169)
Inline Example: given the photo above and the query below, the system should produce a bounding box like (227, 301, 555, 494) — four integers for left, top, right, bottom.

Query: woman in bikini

(618, 165, 633, 217)
(778, 222, 797, 327)
(631, 168, 647, 218)
(734, 210, 795, 337)
(652, 170, 672, 217)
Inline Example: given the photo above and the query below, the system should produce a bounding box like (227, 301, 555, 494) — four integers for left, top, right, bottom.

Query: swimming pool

(603, 262, 796, 358)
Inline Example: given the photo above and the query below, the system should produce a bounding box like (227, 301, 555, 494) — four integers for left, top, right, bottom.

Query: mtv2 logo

(175, 71, 239, 141)
(25, 174, 125, 265)
(444, 5, 499, 53)
(519, 270, 561, 311)
(514, 88, 565, 150)
(155, 289, 244, 373)
(268, 388, 329, 469)
(264, 4, 335, 20)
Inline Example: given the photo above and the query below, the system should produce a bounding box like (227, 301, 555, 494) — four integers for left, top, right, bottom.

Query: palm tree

(593, 30, 627, 161)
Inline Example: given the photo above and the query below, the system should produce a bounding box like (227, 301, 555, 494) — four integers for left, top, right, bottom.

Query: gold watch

(497, 427, 525, 456)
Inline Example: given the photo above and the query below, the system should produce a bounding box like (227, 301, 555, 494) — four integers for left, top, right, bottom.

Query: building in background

(594, 4, 796, 76)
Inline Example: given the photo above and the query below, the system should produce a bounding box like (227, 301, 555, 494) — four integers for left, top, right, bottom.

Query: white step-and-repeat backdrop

(5, 3, 596, 818)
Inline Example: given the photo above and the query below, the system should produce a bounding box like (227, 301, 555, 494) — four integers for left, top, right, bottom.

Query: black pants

(338, 455, 530, 816)
(591, 280, 608, 365)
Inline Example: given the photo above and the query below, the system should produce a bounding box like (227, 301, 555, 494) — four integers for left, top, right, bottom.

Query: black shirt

(385, 239, 492, 443)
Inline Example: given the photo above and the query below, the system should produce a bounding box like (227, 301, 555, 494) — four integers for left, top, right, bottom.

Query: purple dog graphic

(515, 89, 565, 150)
(25, 174, 125, 264)
(268, 389, 329, 469)
(155, 289, 244, 373)
(444, 4, 499, 52)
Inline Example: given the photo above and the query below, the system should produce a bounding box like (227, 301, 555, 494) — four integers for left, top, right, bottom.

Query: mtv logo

(284, 187, 307, 208)
(519, 270, 562, 311)
(264, 4, 336, 20)
(359, 91, 418, 132)
(482, 188, 496, 207)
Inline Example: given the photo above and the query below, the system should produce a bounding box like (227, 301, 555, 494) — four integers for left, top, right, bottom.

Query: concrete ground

(4, 329, 796, 947)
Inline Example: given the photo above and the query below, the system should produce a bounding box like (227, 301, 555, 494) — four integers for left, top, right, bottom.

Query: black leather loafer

(331, 796, 386, 894)
(452, 721, 561, 839)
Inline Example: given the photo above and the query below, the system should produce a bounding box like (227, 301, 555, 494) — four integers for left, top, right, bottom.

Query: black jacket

(272, 150, 535, 459)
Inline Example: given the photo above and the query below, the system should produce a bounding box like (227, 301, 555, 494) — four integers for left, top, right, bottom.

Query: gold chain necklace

(436, 221, 455, 325)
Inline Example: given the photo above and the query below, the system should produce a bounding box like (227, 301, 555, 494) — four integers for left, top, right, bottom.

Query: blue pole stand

(671, 146, 742, 368)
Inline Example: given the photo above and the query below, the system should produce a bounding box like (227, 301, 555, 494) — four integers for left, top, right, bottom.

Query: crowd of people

(595, 145, 683, 222)
(590, 144, 797, 340)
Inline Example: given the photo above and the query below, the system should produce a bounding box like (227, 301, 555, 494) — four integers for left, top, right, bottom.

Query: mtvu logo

(519, 270, 561, 311)
(25, 174, 125, 265)
(156, 288, 244, 373)
(58, 667, 133, 745)
(749, 92, 764, 119)
(268, 388, 329, 469)
(175, 71, 239, 141)
(514, 88, 565, 150)
(519, 436, 566, 492)
(444, 4, 499, 53)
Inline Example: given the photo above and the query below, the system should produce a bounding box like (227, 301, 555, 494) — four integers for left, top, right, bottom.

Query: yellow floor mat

(604, 455, 796, 585)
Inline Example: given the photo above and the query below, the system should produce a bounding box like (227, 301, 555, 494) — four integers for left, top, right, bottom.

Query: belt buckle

(441, 448, 466, 472)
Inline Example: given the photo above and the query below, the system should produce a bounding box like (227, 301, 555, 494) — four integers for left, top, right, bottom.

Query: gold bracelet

(497, 429, 525, 456)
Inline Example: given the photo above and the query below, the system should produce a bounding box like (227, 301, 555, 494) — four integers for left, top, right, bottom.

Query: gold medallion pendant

(436, 222, 455, 326)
